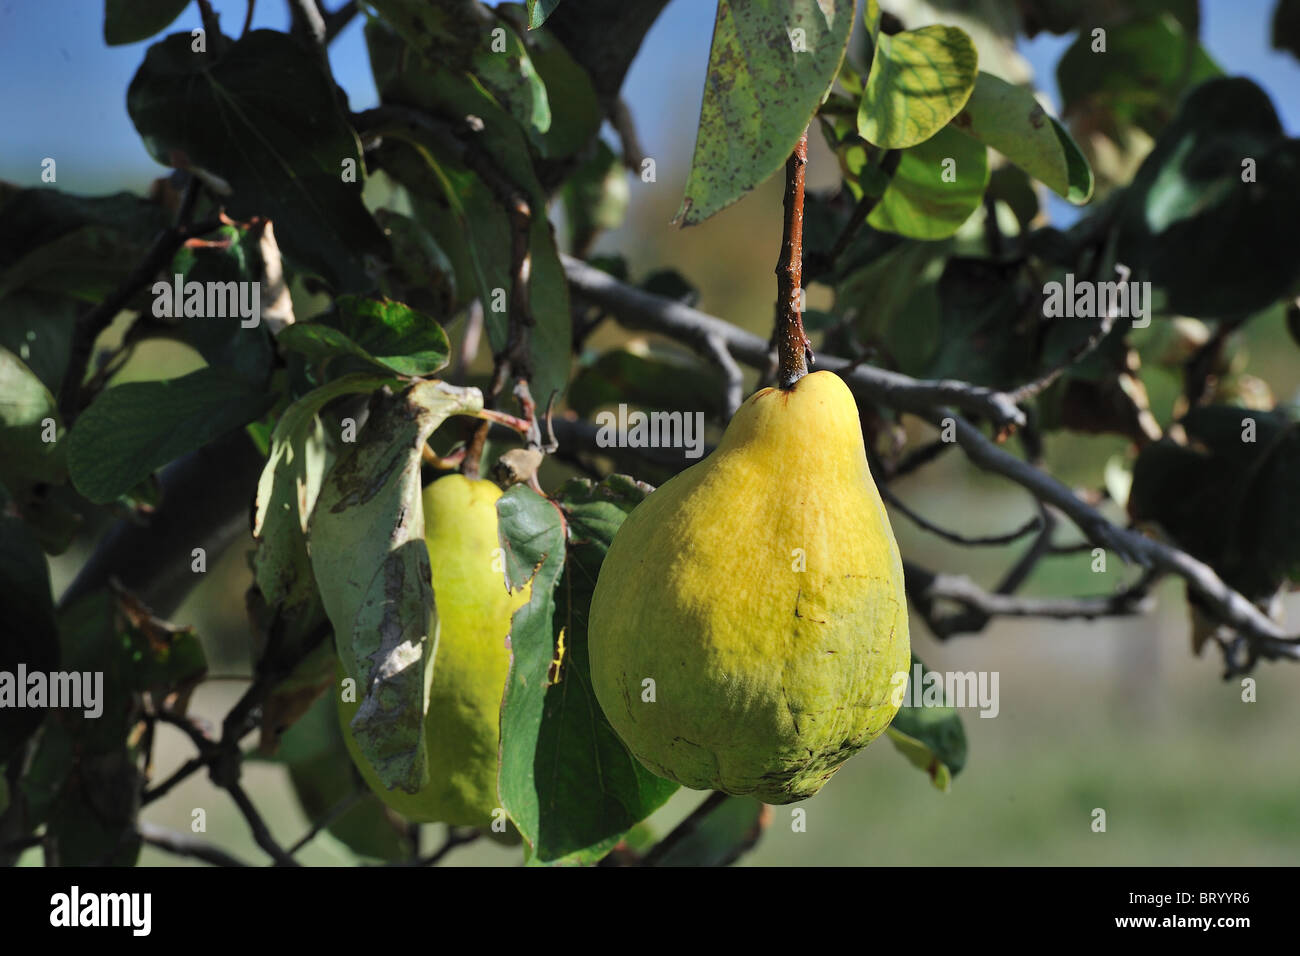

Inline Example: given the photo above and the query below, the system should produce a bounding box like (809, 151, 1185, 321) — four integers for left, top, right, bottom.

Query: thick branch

(562, 255, 1026, 429)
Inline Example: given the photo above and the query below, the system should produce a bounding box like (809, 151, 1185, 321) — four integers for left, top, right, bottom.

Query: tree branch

(562, 255, 1027, 429)
(904, 560, 1156, 634)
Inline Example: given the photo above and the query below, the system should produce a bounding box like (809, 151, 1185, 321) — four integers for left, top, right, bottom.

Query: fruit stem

(775, 129, 811, 390)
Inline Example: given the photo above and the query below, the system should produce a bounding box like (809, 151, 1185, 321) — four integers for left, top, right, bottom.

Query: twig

(139, 821, 251, 867)
(641, 791, 729, 866)
(414, 828, 480, 866)
(195, 0, 220, 40)
(880, 483, 1042, 547)
(609, 97, 645, 171)
(142, 757, 205, 805)
(290, 0, 327, 44)
(775, 131, 810, 389)
(884, 438, 952, 482)
(562, 254, 1027, 429)
(905, 560, 1156, 633)
(227, 780, 300, 867)
(241, 0, 256, 37)
(704, 334, 744, 418)
(288, 789, 364, 855)
(323, 0, 358, 42)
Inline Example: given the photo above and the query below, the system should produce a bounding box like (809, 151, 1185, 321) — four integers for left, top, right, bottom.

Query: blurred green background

(5, 0, 1300, 864)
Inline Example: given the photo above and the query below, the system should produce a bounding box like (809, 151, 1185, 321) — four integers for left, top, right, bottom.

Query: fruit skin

(338, 474, 529, 828)
(588, 371, 909, 803)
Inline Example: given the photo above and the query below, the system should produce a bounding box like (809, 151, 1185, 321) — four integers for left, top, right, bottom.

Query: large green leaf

(103, 0, 189, 45)
(953, 72, 1092, 203)
(1117, 77, 1300, 319)
(497, 477, 678, 865)
(308, 380, 483, 793)
(127, 31, 385, 289)
(867, 126, 989, 239)
(858, 4, 979, 150)
(676, 0, 856, 225)
(66, 366, 273, 505)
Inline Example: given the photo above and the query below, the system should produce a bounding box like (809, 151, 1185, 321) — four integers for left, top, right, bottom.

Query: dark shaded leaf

(127, 31, 385, 289)
(66, 367, 273, 505)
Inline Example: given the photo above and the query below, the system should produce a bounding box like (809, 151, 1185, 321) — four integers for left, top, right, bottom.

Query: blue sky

(1, 0, 1297, 217)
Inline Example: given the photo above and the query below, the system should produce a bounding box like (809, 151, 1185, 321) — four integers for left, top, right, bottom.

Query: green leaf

(867, 126, 989, 239)
(1116, 77, 1300, 319)
(677, 0, 856, 225)
(887, 655, 968, 791)
(1056, 14, 1219, 136)
(499, 4, 601, 158)
(858, 19, 979, 150)
(308, 380, 484, 792)
(104, 0, 189, 45)
(498, 477, 678, 865)
(495, 484, 568, 858)
(953, 72, 1092, 203)
(278, 297, 451, 378)
(127, 31, 385, 289)
(526, 0, 563, 29)
(647, 796, 768, 867)
(66, 367, 273, 505)
(367, 0, 551, 136)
